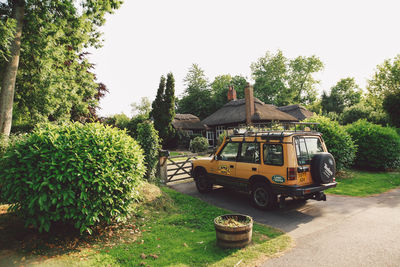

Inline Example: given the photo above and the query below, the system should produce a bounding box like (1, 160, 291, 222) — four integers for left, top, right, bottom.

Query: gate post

(158, 150, 169, 183)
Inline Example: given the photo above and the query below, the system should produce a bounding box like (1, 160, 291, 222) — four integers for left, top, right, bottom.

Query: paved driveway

(170, 182, 400, 267)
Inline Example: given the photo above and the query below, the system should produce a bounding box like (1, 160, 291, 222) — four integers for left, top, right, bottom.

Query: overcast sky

(88, 0, 400, 117)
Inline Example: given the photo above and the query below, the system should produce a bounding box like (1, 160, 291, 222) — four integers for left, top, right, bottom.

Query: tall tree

(289, 55, 324, 105)
(383, 91, 400, 127)
(321, 78, 362, 114)
(251, 50, 323, 106)
(251, 50, 289, 105)
(0, 0, 24, 135)
(367, 55, 400, 108)
(151, 73, 176, 147)
(0, 0, 122, 135)
(177, 64, 214, 119)
(163, 72, 176, 145)
(151, 75, 166, 137)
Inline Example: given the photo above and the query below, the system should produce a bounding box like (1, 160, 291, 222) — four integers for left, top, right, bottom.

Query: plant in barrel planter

(214, 214, 253, 248)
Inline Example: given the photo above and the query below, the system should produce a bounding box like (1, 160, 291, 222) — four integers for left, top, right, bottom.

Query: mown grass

(1, 185, 291, 266)
(327, 169, 400, 197)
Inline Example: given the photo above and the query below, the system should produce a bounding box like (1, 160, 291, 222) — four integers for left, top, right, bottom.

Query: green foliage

(0, 122, 145, 234)
(321, 78, 362, 114)
(210, 74, 248, 110)
(0, 0, 121, 129)
(177, 64, 214, 120)
(367, 54, 400, 108)
(0, 18, 16, 60)
(131, 97, 151, 117)
(345, 120, 400, 170)
(151, 73, 176, 148)
(340, 103, 389, 125)
(135, 122, 161, 181)
(305, 116, 357, 170)
(189, 136, 209, 153)
(104, 113, 130, 129)
(383, 91, 400, 127)
(175, 129, 190, 149)
(251, 50, 323, 106)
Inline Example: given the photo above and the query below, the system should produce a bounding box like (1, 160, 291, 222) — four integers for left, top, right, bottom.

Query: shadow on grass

(0, 204, 141, 266)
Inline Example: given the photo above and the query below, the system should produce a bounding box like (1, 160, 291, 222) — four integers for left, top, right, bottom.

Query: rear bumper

(272, 182, 337, 197)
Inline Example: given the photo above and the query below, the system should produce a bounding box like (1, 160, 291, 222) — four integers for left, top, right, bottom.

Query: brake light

(287, 167, 297, 180)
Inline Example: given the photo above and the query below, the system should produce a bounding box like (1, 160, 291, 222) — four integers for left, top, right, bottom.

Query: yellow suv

(191, 125, 337, 209)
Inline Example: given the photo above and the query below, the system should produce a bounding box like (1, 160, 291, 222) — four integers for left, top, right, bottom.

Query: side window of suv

(263, 144, 283, 166)
(238, 143, 260, 164)
(218, 142, 240, 161)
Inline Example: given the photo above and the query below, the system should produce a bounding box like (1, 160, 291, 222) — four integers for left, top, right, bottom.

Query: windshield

(295, 137, 324, 165)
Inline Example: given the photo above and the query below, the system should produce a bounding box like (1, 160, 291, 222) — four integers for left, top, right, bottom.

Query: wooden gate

(159, 153, 210, 184)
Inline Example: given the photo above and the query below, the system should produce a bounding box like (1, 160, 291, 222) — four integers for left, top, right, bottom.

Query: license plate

(299, 172, 306, 182)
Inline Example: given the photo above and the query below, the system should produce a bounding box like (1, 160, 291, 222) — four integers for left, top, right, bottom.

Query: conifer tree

(163, 72, 176, 146)
(151, 73, 176, 147)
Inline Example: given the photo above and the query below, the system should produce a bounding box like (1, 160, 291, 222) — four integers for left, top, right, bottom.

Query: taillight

(287, 167, 297, 180)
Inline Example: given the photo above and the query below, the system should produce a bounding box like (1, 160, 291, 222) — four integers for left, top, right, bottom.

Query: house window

(206, 131, 215, 147)
(216, 126, 225, 138)
(185, 130, 193, 135)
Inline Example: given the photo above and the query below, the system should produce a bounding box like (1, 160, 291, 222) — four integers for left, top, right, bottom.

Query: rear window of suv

(295, 137, 323, 165)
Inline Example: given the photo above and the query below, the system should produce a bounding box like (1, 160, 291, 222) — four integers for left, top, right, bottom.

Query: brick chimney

(245, 83, 255, 125)
(227, 85, 237, 101)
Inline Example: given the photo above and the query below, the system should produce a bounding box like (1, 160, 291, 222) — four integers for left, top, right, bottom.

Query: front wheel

(251, 182, 277, 210)
(194, 169, 213, 193)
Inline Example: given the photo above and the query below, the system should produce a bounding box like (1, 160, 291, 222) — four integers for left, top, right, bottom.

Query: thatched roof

(172, 114, 206, 130)
(277, 104, 314, 121)
(202, 98, 298, 126)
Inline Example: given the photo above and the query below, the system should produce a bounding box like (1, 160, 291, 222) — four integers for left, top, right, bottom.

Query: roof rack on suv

(226, 122, 320, 141)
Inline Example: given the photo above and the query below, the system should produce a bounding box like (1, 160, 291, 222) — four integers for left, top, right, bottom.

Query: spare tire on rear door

(311, 152, 336, 184)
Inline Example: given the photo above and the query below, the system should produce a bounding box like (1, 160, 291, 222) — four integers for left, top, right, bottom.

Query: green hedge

(346, 120, 400, 170)
(305, 115, 357, 170)
(0, 122, 145, 234)
(190, 136, 209, 153)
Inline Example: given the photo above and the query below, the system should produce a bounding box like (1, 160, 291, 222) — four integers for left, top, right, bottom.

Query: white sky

(89, 0, 400, 117)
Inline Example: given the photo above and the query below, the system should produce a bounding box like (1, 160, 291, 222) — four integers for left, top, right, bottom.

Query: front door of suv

(210, 142, 239, 186)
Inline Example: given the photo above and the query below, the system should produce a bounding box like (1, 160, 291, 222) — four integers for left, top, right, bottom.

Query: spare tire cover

(311, 152, 336, 184)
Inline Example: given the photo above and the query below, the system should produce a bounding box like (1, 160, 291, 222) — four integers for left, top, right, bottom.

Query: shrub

(135, 121, 161, 181)
(340, 103, 389, 126)
(346, 120, 400, 170)
(189, 136, 209, 153)
(305, 115, 357, 170)
(0, 122, 145, 234)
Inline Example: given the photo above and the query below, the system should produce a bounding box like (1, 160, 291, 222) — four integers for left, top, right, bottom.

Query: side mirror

(213, 155, 218, 161)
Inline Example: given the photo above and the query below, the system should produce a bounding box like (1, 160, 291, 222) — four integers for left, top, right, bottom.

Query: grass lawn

(327, 169, 400, 197)
(0, 184, 291, 266)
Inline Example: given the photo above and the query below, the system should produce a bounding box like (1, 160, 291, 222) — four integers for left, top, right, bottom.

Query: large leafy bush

(346, 120, 400, 170)
(135, 122, 161, 181)
(0, 122, 145, 233)
(305, 115, 357, 170)
(189, 136, 209, 153)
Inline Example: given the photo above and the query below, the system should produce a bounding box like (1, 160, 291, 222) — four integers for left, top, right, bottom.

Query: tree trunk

(0, 0, 25, 136)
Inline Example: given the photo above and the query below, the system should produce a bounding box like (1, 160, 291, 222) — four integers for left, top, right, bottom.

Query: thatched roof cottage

(201, 85, 298, 146)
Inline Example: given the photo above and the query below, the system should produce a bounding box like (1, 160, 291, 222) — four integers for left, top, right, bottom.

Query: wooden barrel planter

(214, 214, 253, 248)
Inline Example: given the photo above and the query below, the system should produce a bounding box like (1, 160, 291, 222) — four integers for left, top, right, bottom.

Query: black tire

(311, 152, 336, 184)
(194, 169, 213, 193)
(251, 182, 277, 210)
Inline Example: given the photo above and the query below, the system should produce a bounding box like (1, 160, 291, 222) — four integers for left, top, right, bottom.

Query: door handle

(252, 167, 257, 171)
(230, 165, 234, 168)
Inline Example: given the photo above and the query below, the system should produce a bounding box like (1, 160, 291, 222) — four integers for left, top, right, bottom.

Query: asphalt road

(169, 182, 400, 267)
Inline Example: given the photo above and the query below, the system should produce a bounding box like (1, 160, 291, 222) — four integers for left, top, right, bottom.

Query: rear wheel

(194, 169, 213, 193)
(251, 182, 277, 210)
